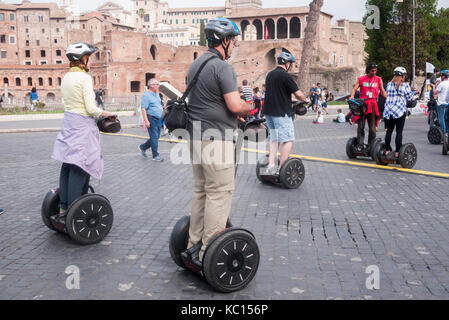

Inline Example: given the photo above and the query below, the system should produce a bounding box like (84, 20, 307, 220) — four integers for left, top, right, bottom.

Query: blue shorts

(265, 115, 295, 143)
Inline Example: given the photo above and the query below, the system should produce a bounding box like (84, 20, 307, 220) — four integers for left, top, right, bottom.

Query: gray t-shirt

(186, 48, 238, 140)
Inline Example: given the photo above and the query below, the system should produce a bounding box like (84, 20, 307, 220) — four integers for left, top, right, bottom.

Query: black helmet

(97, 116, 121, 133)
(66, 42, 98, 62)
(292, 101, 307, 116)
(205, 18, 240, 46)
(278, 52, 296, 65)
(407, 100, 417, 109)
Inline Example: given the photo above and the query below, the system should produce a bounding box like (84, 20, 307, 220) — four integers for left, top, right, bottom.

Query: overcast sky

(4, 0, 449, 21)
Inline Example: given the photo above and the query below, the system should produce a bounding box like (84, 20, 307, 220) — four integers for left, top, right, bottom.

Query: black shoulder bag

(163, 55, 217, 132)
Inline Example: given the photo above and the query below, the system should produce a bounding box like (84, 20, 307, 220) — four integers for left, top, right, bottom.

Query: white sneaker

(265, 164, 278, 175)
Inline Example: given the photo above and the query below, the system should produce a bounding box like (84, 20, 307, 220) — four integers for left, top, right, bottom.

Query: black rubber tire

(370, 138, 382, 160)
(169, 216, 234, 270)
(255, 155, 271, 185)
(346, 137, 357, 159)
(428, 126, 443, 145)
(279, 158, 305, 189)
(374, 142, 388, 166)
(399, 143, 418, 169)
(169, 215, 190, 269)
(202, 228, 259, 293)
(443, 136, 448, 155)
(41, 189, 60, 232)
(65, 194, 113, 245)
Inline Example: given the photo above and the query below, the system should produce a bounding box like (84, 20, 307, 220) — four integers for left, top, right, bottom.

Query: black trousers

(58, 163, 90, 211)
(384, 114, 406, 152)
(357, 112, 377, 145)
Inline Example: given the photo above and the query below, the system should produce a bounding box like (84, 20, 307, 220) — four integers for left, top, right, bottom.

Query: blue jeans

(141, 115, 161, 158)
(59, 163, 90, 211)
(437, 104, 448, 134)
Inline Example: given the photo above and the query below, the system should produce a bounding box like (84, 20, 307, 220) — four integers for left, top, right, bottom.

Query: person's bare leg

(268, 141, 279, 167)
(279, 141, 293, 167)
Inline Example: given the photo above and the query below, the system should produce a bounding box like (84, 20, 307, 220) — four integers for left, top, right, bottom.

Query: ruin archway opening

(264, 19, 275, 40)
(277, 18, 288, 39)
(264, 48, 276, 69)
(253, 19, 263, 40)
(130, 81, 141, 93)
(241, 20, 250, 41)
(150, 45, 157, 60)
(46, 92, 55, 102)
(290, 17, 301, 38)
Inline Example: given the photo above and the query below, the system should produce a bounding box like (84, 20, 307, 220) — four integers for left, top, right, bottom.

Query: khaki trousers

(188, 139, 235, 261)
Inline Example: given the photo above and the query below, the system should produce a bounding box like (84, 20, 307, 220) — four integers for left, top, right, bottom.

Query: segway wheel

(370, 138, 382, 160)
(202, 228, 259, 293)
(169, 216, 234, 269)
(169, 216, 191, 269)
(346, 137, 357, 159)
(65, 194, 113, 245)
(279, 158, 305, 189)
(428, 127, 443, 145)
(399, 143, 417, 169)
(374, 142, 388, 166)
(442, 136, 448, 155)
(255, 155, 271, 185)
(41, 189, 61, 232)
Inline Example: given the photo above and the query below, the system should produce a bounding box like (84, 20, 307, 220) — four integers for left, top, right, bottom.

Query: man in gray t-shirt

(182, 18, 250, 266)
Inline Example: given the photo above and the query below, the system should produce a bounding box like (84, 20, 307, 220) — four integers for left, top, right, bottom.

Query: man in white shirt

(435, 70, 449, 139)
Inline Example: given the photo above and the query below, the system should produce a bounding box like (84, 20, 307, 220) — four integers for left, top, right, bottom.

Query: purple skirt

(52, 111, 104, 180)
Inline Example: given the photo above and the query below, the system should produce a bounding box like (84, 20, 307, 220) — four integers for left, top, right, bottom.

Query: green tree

(199, 19, 206, 46)
(364, 0, 438, 82)
(430, 7, 449, 69)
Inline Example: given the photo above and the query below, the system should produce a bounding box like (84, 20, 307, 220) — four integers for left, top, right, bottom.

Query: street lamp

(396, 0, 416, 89)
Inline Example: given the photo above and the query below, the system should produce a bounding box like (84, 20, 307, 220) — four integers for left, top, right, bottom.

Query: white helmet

(66, 42, 98, 62)
(394, 67, 407, 76)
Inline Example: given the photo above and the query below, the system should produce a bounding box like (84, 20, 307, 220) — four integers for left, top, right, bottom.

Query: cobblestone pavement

(0, 114, 448, 300)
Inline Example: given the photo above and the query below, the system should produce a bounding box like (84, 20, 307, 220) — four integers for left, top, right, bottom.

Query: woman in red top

(349, 63, 388, 149)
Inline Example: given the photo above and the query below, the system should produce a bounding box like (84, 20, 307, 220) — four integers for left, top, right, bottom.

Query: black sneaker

(181, 243, 203, 269)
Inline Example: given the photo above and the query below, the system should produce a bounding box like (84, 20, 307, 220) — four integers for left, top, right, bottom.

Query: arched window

(15, 77, 21, 86)
(150, 45, 157, 60)
(277, 18, 288, 39)
(193, 52, 198, 60)
(240, 20, 250, 41)
(27, 77, 32, 86)
(48, 77, 52, 86)
(38, 77, 43, 86)
(264, 19, 275, 40)
(57, 77, 62, 86)
(3, 77, 8, 85)
(290, 17, 301, 38)
(253, 19, 263, 40)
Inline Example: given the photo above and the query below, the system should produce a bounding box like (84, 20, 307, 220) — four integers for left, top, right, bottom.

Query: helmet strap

(221, 37, 231, 60)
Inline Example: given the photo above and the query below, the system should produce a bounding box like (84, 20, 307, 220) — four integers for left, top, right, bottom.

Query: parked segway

(255, 101, 307, 189)
(169, 131, 260, 293)
(427, 100, 443, 144)
(41, 185, 113, 245)
(346, 99, 381, 160)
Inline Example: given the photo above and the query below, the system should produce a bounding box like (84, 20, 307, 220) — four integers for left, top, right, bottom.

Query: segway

(443, 135, 448, 155)
(41, 185, 113, 245)
(169, 216, 259, 293)
(345, 98, 381, 160)
(427, 101, 443, 145)
(346, 137, 381, 160)
(373, 141, 418, 169)
(169, 131, 259, 293)
(255, 101, 307, 189)
(256, 155, 305, 189)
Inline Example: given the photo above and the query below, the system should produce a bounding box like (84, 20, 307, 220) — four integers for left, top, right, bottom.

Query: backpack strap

(181, 55, 218, 101)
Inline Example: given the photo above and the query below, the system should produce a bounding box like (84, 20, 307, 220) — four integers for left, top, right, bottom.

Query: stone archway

(46, 92, 56, 102)
(150, 45, 157, 60)
(253, 19, 263, 40)
(277, 18, 288, 39)
(290, 17, 301, 38)
(241, 20, 250, 41)
(264, 19, 275, 40)
(264, 48, 276, 69)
